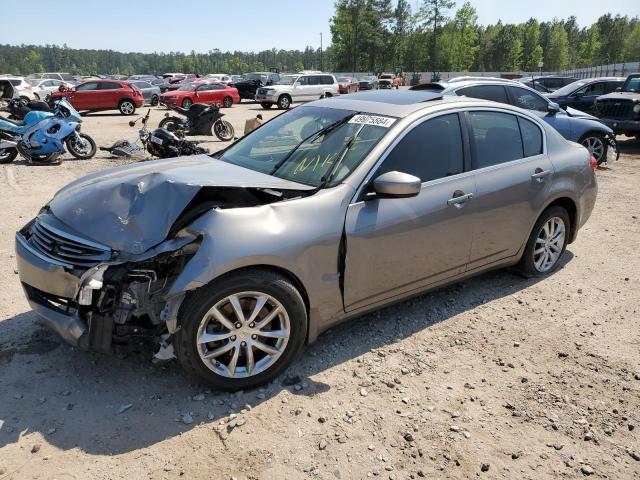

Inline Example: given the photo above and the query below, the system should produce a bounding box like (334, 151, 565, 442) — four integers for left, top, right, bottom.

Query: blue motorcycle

(0, 98, 96, 165)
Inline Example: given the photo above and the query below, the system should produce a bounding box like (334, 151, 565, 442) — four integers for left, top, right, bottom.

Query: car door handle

(447, 192, 473, 207)
(531, 169, 552, 182)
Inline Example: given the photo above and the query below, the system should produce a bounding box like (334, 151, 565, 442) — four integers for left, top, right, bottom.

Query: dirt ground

(0, 102, 639, 480)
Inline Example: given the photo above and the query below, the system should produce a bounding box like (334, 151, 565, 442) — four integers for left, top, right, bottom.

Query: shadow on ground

(0, 251, 574, 455)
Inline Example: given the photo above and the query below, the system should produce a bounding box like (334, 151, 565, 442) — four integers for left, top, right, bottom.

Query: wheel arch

(540, 196, 578, 243)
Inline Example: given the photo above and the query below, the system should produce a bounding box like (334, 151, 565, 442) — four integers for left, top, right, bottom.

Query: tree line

(0, 45, 330, 76)
(0, 2, 639, 76)
(330, 0, 640, 73)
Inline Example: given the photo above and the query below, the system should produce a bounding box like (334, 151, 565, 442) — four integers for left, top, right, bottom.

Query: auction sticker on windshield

(349, 114, 396, 128)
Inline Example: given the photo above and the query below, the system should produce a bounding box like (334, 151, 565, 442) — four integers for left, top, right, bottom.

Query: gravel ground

(0, 102, 639, 480)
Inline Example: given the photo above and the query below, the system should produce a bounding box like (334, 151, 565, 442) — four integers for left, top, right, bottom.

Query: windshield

(337, 77, 352, 83)
(278, 75, 298, 85)
(360, 76, 376, 81)
(245, 73, 268, 82)
(623, 76, 640, 92)
(26, 79, 41, 86)
(178, 82, 196, 91)
(551, 80, 589, 96)
(218, 106, 393, 187)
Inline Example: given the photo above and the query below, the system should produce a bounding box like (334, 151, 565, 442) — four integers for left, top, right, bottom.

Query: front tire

(174, 269, 307, 391)
(118, 99, 136, 115)
(66, 133, 96, 159)
(182, 98, 193, 109)
(222, 96, 233, 108)
(261, 102, 273, 109)
(277, 95, 291, 110)
(518, 206, 570, 277)
(580, 132, 607, 165)
(151, 95, 159, 106)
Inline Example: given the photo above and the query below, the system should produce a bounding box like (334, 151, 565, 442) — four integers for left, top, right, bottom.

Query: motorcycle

(0, 98, 94, 164)
(101, 109, 208, 159)
(159, 103, 235, 141)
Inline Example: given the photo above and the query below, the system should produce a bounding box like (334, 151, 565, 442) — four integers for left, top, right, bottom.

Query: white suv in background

(255, 72, 340, 109)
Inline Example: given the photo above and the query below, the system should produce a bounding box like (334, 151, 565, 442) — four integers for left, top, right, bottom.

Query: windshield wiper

(269, 113, 358, 175)
(315, 123, 366, 191)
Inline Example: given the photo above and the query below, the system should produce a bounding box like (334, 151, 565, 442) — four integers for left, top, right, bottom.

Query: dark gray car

(130, 80, 161, 106)
(15, 91, 598, 390)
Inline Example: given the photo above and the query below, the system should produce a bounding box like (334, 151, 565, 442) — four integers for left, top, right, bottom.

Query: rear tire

(151, 95, 159, 106)
(118, 99, 136, 115)
(222, 96, 233, 108)
(66, 134, 96, 160)
(173, 269, 307, 391)
(0, 148, 18, 164)
(213, 119, 235, 141)
(518, 206, 570, 277)
(158, 116, 182, 132)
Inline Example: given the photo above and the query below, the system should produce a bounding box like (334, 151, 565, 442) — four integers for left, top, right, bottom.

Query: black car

(546, 77, 626, 115)
(521, 76, 579, 93)
(358, 76, 379, 90)
(233, 72, 281, 101)
(593, 73, 640, 138)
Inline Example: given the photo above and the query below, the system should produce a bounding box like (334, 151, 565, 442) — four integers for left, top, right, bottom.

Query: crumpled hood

(596, 91, 639, 102)
(565, 106, 597, 120)
(49, 155, 313, 254)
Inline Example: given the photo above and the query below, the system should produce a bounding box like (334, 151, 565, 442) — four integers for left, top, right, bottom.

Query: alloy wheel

(533, 217, 566, 272)
(196, 291, 291, 378)
(121, 101, 134, 115)
(582, 136, 604, 163)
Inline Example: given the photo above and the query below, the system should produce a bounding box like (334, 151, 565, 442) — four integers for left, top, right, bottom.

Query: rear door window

(456, 85, 508, 104)
(467, 111, 524, 169)
(506, 86, 549, 112)
(517, 117, 543, 157)
(378, 113, 464, 182)
(101, 82, 122, 90)
(76, 82, 99, 91)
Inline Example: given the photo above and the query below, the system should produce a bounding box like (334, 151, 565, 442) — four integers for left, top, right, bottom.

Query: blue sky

(1, 0, 637, 53)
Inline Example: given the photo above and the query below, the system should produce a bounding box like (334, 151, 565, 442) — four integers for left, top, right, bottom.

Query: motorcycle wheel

(213, 120, 235, 142)
(0, 148, 18, 164)
(158, 117, 182, 133)
(66, 134, 97, 160)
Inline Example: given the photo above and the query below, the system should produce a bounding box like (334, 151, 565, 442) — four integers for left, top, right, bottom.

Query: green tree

(418, 0, 455, 72)
(545, 21, 570, 70)
(449, 2, 479, 72)
(578, 25, 601, 67)
(623, 22, 640, 61)
(522, 19, 543, 71)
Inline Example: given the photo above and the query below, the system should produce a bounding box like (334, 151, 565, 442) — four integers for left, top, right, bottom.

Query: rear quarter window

(517, 117, 543, 157)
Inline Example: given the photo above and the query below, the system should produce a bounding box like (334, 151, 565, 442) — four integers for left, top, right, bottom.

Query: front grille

(597, 100, 634, 120)
(28, 219, 111, 268)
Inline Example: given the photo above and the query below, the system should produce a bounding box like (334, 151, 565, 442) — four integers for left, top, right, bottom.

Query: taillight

(589, 154, 598, 171)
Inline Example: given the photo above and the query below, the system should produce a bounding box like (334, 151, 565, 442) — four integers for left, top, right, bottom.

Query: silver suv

(255, 73, 340, 109)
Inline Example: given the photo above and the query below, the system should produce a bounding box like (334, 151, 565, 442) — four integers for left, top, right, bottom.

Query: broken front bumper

(16, 233, 89, 347)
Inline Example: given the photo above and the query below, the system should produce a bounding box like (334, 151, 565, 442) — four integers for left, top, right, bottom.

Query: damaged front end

(16, 210, 199, 353)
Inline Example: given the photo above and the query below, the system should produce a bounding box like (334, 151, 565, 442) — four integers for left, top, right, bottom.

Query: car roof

(312, 89, 492, 117)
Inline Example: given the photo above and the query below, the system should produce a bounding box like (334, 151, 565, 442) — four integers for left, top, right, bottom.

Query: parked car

(378, 73, 397, 89)
(160, 81, 240, 109)
(14, 90, 598, 390)
(520, 76, 579, 93)
(205, 74, 232, 84)
(233, 72, 281, 101)
(592, 73, 640, 139)
(27, 72, 76, 84)
(255, 73, 340, 110)
(545, 77, 626, 115)
(49, 79, 144, 115)
(411, 79, 618, 164)
(26, 78, 74, 100)
(336, 76, 359, 94)
(228, 75, 244, 86)
(358, 75, 379, 90)
(129, 80, 161, 106)
(0, 77, 35, 100)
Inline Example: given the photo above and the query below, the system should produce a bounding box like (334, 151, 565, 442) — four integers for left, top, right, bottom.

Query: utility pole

(320, 32, 323, 71)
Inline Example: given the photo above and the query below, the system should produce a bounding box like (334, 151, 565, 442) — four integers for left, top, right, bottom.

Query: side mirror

(371, 171, 421, 199)
(615, 86, 622, 92)
(547, 102, 561, 114)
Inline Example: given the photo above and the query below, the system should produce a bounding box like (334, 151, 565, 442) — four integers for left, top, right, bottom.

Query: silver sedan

(15, 91, 597, 390)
